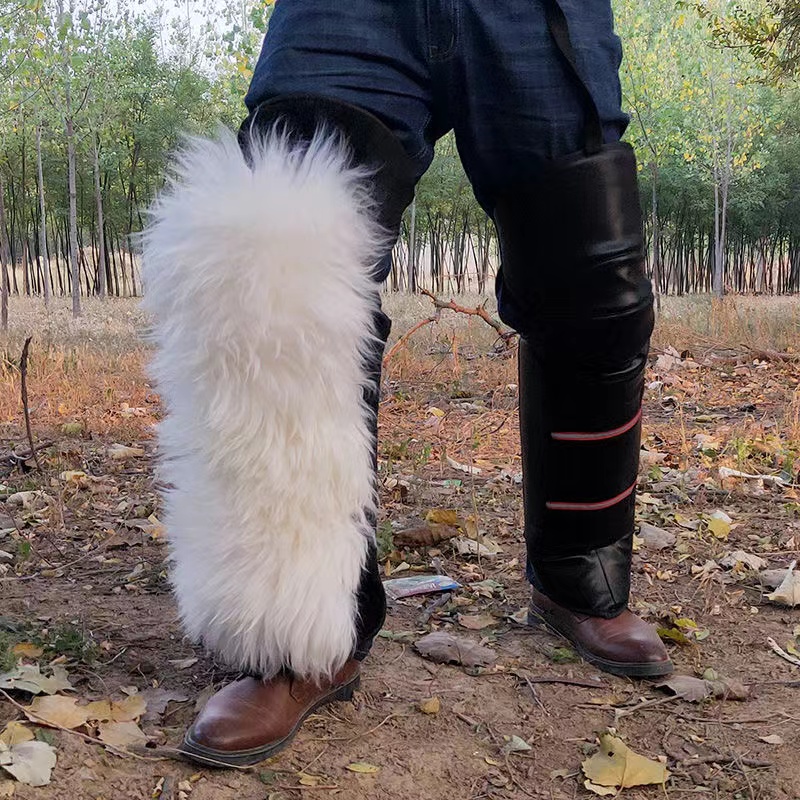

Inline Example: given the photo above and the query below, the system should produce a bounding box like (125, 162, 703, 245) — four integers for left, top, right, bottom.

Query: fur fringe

(142, 128, 385, 681)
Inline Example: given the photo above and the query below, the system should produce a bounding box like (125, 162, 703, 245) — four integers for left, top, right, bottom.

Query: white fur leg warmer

(142, 129, 385, 681)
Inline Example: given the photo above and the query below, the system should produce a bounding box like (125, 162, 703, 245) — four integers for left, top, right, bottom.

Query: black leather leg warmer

(240, 96, 418, 658)
(494, 143, 654, 618)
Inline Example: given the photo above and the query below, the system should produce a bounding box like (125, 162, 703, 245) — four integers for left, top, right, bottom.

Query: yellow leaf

(110, 694, 147, 722)
(97, 721, 147, 750)
(11, 643, 43, 659)
(582, 734, 669, 789)
(584, 781, 617, 796)
(297, 773, 323, 787)
(425, 509, 460, 526)
(707, 517, 730, 539)
(419, 697, 441, 715)
(346, 762, 380, 774)
(25, 696, 89, 730)
(84, 700, 114, 722)
(0, 721, 34, 747)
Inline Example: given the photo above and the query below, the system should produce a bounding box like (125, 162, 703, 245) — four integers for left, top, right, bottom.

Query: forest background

(1, 0, 799, 321)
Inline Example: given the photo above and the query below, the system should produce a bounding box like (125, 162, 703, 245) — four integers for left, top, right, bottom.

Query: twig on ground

(614, 694, 681, 719)
(19, 337, 41, 471)
(382, 290, 517, 366)
(382, 315, 439, 365)
(309, 712, 406, 743)
(523, 677, 549, 715)
(767, 636, 800, 668)
(677, 752, 772, 769)
(420, 290, 517, 348)
(521, 675, 605, 689)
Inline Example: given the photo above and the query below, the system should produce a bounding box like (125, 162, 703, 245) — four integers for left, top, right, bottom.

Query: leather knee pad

(239, 93, 417, 238)
(493, 142, 654, 367)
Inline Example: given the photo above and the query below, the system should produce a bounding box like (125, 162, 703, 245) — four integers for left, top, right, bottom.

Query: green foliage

(38, 621, 98, 664)
(0, 0, 799, 300)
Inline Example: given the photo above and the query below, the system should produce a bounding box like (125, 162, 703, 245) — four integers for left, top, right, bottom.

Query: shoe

(181, 660, 361, 767)
(529, 587, 673, 678)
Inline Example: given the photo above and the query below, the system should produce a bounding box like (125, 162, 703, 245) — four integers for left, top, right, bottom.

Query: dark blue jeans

(246, 0, 627, 213)
(244, 0, 631, 657)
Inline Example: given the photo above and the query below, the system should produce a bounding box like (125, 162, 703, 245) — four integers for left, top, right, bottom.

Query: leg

(451, 0, 671, 676)
(143, 2, 433, 767)
(244, 0, 436, 662)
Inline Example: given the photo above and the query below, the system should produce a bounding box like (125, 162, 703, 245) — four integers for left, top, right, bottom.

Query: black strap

(543, 0, 604, 155)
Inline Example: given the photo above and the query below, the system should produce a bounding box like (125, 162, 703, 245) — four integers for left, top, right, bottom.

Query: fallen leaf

(346, 762, 380, 774)
(97, 721, 147, 750)
(5, 492, 52, 512)
(720, 550, 768, 571)
(452, 536, 502, 557)
(10, 644, 42, 660)
(110, 694, 147, 722)
(656, 675, 711, 702)
(107, 444, 145, 460)
(581, 733, 669, 789)
(759, 734, 784, 745)
(418, 697, 440, 715)
(85, 701, 114, 723)
(767, 562, 800, 607)
(457, 613, 495, 630)
(638, 523, 676, 551)
(0, 741, 57, 786)
(168, 658, 199, 670)
(584, 780, 617, 796)
(0, 724, 33, 748)
(297, 773, 324, 787)
(414, 631, 496, 668)
(707, 517, 731, 539)
(760, 569, 787, 590)
(140, 688, 189, 722)
(0, 665, 72, 696)
(393, 525, 459, 548)
(24, 696, 89, 730)
(445, 457, 481, 475)
(719, 467, 786, 487)
(424, 509, 461, 526)
(503, 735, 531, 754)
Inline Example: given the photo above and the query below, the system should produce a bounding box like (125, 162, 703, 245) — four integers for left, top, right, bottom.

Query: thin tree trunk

(93, 136, 107, 299)
(66, 110, 81, 315)
(0, 173, 9, 331)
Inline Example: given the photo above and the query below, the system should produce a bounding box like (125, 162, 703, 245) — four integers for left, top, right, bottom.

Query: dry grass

(0, 293, 797, 446)
(0, 297, 153, 440)
(383, 291, 800, 356)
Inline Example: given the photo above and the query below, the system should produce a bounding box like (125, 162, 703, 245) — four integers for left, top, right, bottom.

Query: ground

(1, 295, 799, 800)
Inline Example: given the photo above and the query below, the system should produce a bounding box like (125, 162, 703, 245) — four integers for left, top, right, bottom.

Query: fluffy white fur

(142, 128, 386, 681)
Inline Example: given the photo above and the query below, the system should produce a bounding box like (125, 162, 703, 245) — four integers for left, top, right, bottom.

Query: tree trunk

(0, 173, 9, 331)
(649, 161, 662, 312)
(93, 136, 107, 299)
(66, 109, 81, 316)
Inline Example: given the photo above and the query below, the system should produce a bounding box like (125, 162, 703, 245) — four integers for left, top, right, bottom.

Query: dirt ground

(1, 296, 800, 800)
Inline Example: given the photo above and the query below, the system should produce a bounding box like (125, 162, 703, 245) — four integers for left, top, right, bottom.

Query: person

(142, 0, 674, 769)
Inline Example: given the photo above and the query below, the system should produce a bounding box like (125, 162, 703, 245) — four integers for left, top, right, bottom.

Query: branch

(382, 315, 439, 365)
(418, 290, 517, 346)
(383, 291, 518, 366)
(19, 336, 41, 470)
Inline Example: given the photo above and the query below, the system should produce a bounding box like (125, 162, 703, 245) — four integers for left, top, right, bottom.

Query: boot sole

(528, 606, 674, 679)
(180, 673, 361, 768)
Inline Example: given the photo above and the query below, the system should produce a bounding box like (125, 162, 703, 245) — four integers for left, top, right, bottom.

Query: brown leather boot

(529, 588, 672, 678)
(181, 660, 361, 767)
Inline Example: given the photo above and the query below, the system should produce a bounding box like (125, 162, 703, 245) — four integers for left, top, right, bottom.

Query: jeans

(244, 0, 630, 657)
